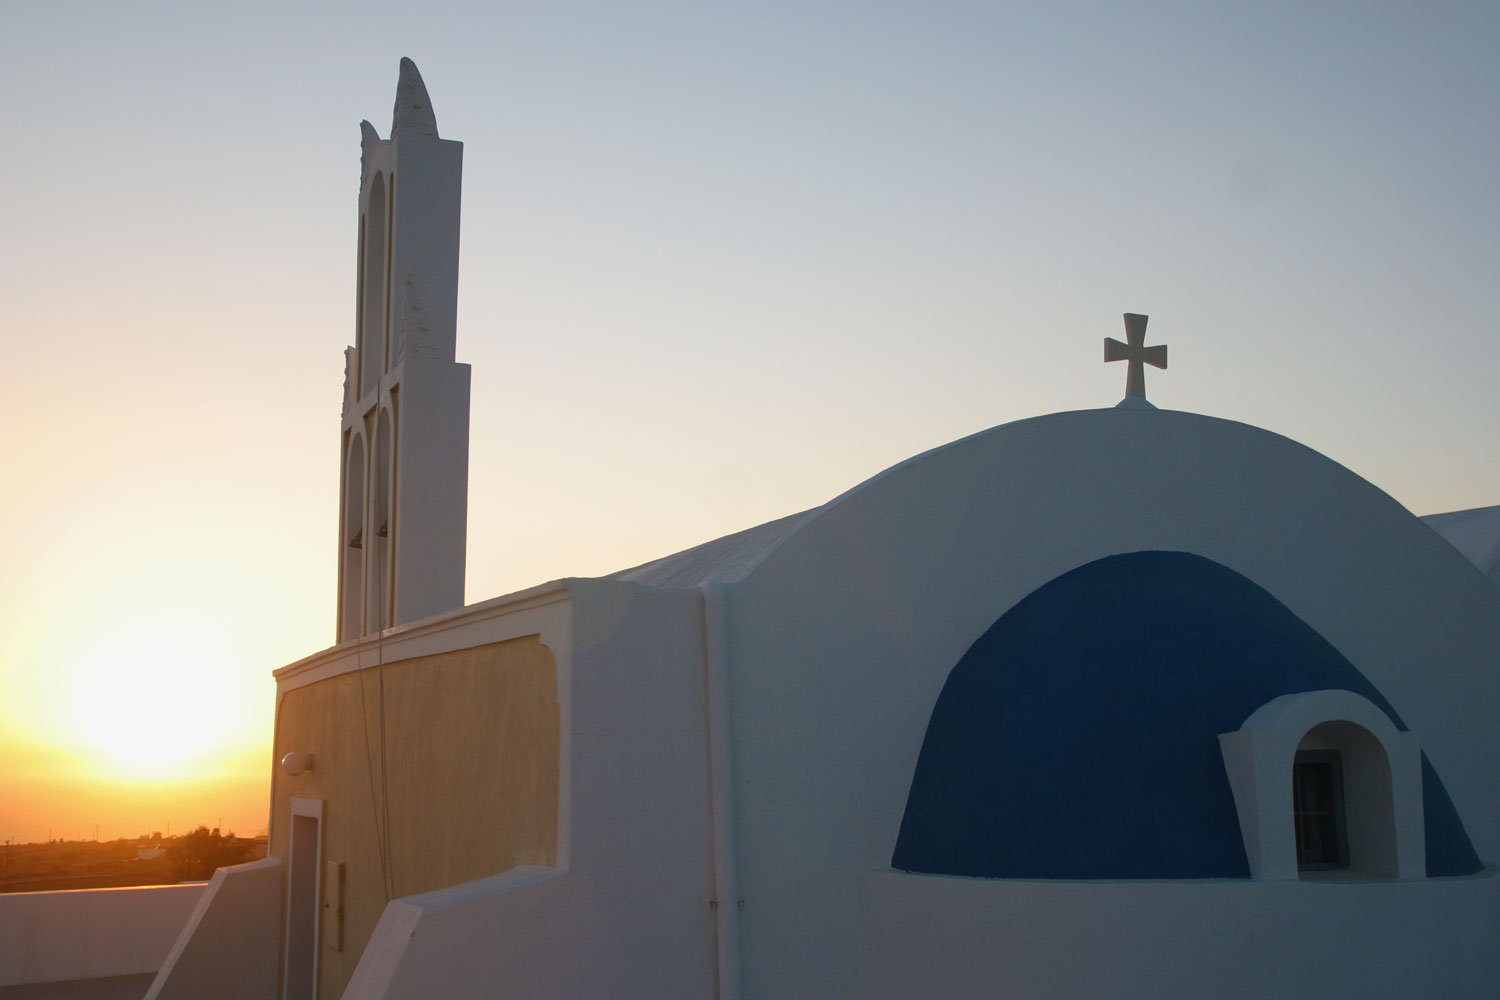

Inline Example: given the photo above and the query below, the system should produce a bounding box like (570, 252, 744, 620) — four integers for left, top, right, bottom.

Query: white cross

(1104, 313, 1167, 406)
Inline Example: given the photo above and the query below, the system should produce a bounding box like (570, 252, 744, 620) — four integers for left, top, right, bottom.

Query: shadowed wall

(269, 635, 558, 999)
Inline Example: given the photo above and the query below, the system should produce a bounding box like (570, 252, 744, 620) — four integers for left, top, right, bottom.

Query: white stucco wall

(723, 407, 1500, 998)
(0, 882, 205, 987)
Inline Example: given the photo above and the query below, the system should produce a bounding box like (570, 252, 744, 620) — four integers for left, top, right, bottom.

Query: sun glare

(65, 615, 247, 780)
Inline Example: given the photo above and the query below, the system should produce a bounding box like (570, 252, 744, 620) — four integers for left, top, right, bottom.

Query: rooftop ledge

(273, 578, 573, 694)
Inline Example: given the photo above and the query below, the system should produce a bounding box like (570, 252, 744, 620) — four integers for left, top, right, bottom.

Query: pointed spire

(359, 119, 381, 184)
(391, 57, 439, 140)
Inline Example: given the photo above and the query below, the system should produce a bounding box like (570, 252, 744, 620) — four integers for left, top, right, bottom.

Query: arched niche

(340, 431, 367, 642)
(359, 171, 389, 398)
(1298, 720, 1398, 876)
(366, 405, 395, 633)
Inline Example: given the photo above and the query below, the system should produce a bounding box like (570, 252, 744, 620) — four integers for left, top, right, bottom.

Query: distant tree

(167, 826, 251, 881)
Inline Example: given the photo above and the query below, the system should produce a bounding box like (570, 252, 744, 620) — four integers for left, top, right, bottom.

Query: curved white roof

(605, 509, 818, 588)
(607, 414, 1500, 599)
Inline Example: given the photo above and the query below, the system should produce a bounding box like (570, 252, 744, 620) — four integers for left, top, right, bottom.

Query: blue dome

(892, 550, 1481, 879)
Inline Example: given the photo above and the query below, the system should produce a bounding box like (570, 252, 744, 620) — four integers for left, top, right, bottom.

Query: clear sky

(2, 1, 1497, 842)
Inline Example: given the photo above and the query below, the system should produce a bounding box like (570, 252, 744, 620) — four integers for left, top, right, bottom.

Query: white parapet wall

(856, 868, 1500, 1000)
(146, 856, 282, 1000)
(343, 866, 566, 998)
(0, 882, 206, 987)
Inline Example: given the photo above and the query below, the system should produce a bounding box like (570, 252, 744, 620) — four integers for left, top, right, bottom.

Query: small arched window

(359, 172, 389, 397)
(1219, 690, 1423, 880)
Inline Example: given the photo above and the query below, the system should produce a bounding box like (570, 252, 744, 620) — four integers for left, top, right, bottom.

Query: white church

(145, 60, 1500, 1000)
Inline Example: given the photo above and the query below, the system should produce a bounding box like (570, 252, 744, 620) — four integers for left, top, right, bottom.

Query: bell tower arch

(336, 58, 470, 642)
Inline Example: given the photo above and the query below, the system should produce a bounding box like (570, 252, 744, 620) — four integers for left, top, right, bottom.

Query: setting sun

(0, 512, 311, 840)
(65, 615, 245, 780)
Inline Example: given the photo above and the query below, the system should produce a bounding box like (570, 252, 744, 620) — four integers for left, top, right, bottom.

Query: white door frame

(285, 797, 325, 999)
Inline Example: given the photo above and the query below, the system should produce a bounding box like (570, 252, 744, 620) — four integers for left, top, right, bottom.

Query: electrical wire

(375, 480, 394, 901)
(355, 506, 391, 904)
(353, 416, 396, 904)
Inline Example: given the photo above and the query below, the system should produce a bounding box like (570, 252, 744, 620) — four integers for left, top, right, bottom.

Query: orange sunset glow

(0, 448, 327, 841)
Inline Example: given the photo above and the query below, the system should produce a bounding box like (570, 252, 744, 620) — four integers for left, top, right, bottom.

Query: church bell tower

(337, 58, 470, 642)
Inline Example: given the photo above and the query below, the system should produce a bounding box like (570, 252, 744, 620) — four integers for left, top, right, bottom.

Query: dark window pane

(1293, 752, 1347, 869)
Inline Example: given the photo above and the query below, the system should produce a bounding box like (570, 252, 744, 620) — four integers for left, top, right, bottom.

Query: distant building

(148, 60, 1500, 1000)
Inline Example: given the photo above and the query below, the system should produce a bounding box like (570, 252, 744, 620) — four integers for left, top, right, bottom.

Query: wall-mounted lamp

(281, 751, 315, 776)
